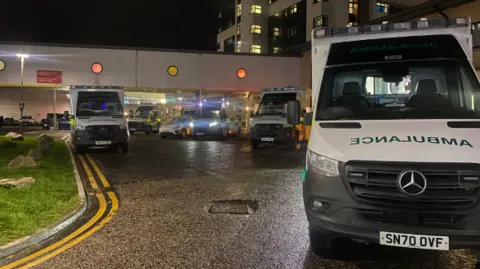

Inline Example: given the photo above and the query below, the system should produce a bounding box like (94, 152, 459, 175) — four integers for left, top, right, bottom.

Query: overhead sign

(37, 70, 63, 84)
(91, 62, 103, 74)
(167, 65, 178, 76)
(237, 68, 247, 79)
(0, 59, 5, 71)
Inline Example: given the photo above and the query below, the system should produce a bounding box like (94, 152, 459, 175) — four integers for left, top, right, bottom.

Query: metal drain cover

(205, 200, 258, 214)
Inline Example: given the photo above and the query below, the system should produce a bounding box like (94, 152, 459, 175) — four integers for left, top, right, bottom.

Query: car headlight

(283, 123, 293, 128)
(75, 124, 86, 131)
(119, 124, 127, 129)
(209, 121, 218, 127)
(189, 122, 194, 128)
(306, 149, 339, 177)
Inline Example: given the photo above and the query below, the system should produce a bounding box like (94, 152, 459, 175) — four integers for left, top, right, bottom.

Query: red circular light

(237, 68, 247, 79)
(91, 62, 103, 74)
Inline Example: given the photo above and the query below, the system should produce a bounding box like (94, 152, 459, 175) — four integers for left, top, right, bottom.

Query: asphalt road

(26, 134, 479, 268)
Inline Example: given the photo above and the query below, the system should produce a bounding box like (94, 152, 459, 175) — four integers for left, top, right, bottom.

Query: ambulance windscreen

(315, 58, 480, 121)
(326, 35, 467, 66)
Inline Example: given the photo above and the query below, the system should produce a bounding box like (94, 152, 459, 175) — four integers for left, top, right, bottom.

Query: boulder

(5, 132, 17, 138)
(8, 155, 37, 169)
(0, 177, 35, 189)
(37, 134, 54, 153)
(11, 134, 24, 141)
(38, 134, 54, 145)
(28, 148, 43, 160)
(0, 140, 17, 149)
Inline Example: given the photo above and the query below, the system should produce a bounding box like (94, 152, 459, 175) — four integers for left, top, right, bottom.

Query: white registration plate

(379, 231, 449, 250)
(95, 141, 112, 145)
(261, 137, 274, 142)
(196, 133, 205, 136)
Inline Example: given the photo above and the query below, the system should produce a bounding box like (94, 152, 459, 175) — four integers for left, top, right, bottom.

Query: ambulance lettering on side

(288, 17, 480, 256)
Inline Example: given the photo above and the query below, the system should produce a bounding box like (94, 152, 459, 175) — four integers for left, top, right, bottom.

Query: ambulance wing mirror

(287, 100, 300, 125)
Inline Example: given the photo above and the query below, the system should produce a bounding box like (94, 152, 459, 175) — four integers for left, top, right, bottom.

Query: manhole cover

(205, 200, 258, 214)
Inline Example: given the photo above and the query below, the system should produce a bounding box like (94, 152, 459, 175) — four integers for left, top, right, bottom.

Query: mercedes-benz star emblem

(265, 125, 271, 131)
(100, 127, 107, 133)
(397, 170, 427, 196)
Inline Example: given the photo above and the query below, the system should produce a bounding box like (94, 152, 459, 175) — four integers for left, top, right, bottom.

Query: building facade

(217, 0, 418, 54)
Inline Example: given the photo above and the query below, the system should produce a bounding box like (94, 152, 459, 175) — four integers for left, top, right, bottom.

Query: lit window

(250, 45, 261, 54)
(376, 3, 389, 13)
(237, 23, 241, 35)
(273, 47, 281, 53)
(237, 4, 242, 17)
(313, 15, 328, 27)
(273, 27, 281, 37)
(250, 5, 262, 14)
(274, 12, 280, 17)
(250, 24, 262, 34)
(290, 4, 297, 14)
(236, 41, 242, 52)
(349, 0, 359, 24)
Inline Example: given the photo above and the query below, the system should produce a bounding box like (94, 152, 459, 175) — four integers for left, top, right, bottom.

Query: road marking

(61, 135, 70, 141)
(0, 194, 107, 269)
(78, 155, 99, 190)
(17, 191, 119, 269)
(1, 153, 119, 269)
(85, 155, 110, 188)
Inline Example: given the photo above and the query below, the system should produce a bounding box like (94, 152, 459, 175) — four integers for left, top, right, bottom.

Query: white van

(70, 85, 129, 154)
(287, 18, 480, 256)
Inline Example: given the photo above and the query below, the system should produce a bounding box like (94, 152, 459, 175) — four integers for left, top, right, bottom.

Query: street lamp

(16, 54, 28, 135)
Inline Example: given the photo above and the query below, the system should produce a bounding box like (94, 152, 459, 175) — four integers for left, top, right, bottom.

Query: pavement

(2, 133, 479, 269)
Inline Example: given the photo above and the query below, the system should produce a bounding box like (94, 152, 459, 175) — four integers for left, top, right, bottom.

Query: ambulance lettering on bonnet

(350, 136, 473, 148)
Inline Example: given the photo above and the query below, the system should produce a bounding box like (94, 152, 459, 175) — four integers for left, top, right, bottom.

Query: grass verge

(0, 137, 79, 245)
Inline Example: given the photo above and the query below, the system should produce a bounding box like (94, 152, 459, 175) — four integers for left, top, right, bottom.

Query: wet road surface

(32, 134, 477, 268)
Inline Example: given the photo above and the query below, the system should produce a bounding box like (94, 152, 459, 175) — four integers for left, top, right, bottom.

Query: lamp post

(16, 54, 28, 135)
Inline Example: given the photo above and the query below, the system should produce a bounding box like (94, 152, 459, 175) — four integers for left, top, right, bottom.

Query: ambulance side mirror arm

(287, 100, 300, 125)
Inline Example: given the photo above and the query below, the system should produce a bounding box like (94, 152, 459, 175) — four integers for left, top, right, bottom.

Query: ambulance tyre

(73, 144, 85, 154)
(309, 227, 333, 258)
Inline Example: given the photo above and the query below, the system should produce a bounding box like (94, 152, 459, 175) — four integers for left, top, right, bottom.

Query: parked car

(4, 118, 18, 126)
(21, 116, 35, 126)
(159, 117, 193, 139)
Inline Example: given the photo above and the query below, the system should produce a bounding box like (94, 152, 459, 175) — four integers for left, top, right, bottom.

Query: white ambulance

(70, 85, 129, 154)
(287, 17, 480, 256)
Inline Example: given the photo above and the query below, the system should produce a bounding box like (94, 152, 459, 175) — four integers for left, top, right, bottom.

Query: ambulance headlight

(119, 124, 127, 129)
(189, 122, 194, 128)
(306, 149, 339, 177)
(75, 124, 86, 131)
(209, 121, 218, 127)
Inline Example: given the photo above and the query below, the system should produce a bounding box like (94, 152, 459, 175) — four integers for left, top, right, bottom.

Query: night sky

(0, 0, 218, 50)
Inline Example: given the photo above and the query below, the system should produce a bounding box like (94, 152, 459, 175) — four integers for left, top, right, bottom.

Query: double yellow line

(1, 154, 118, 269)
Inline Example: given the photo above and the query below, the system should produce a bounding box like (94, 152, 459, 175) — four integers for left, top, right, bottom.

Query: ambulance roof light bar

(313, 17, 471, 39)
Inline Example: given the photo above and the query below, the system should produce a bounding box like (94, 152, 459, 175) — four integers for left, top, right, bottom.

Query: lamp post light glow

(17, 54, 29, 135)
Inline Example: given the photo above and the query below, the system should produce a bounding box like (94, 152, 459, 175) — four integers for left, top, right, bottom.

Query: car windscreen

(316, 59, 480, 120)
(256, 92, 297, 116)
(134, 106, 155, 118)
(76, 92, 123, 117)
